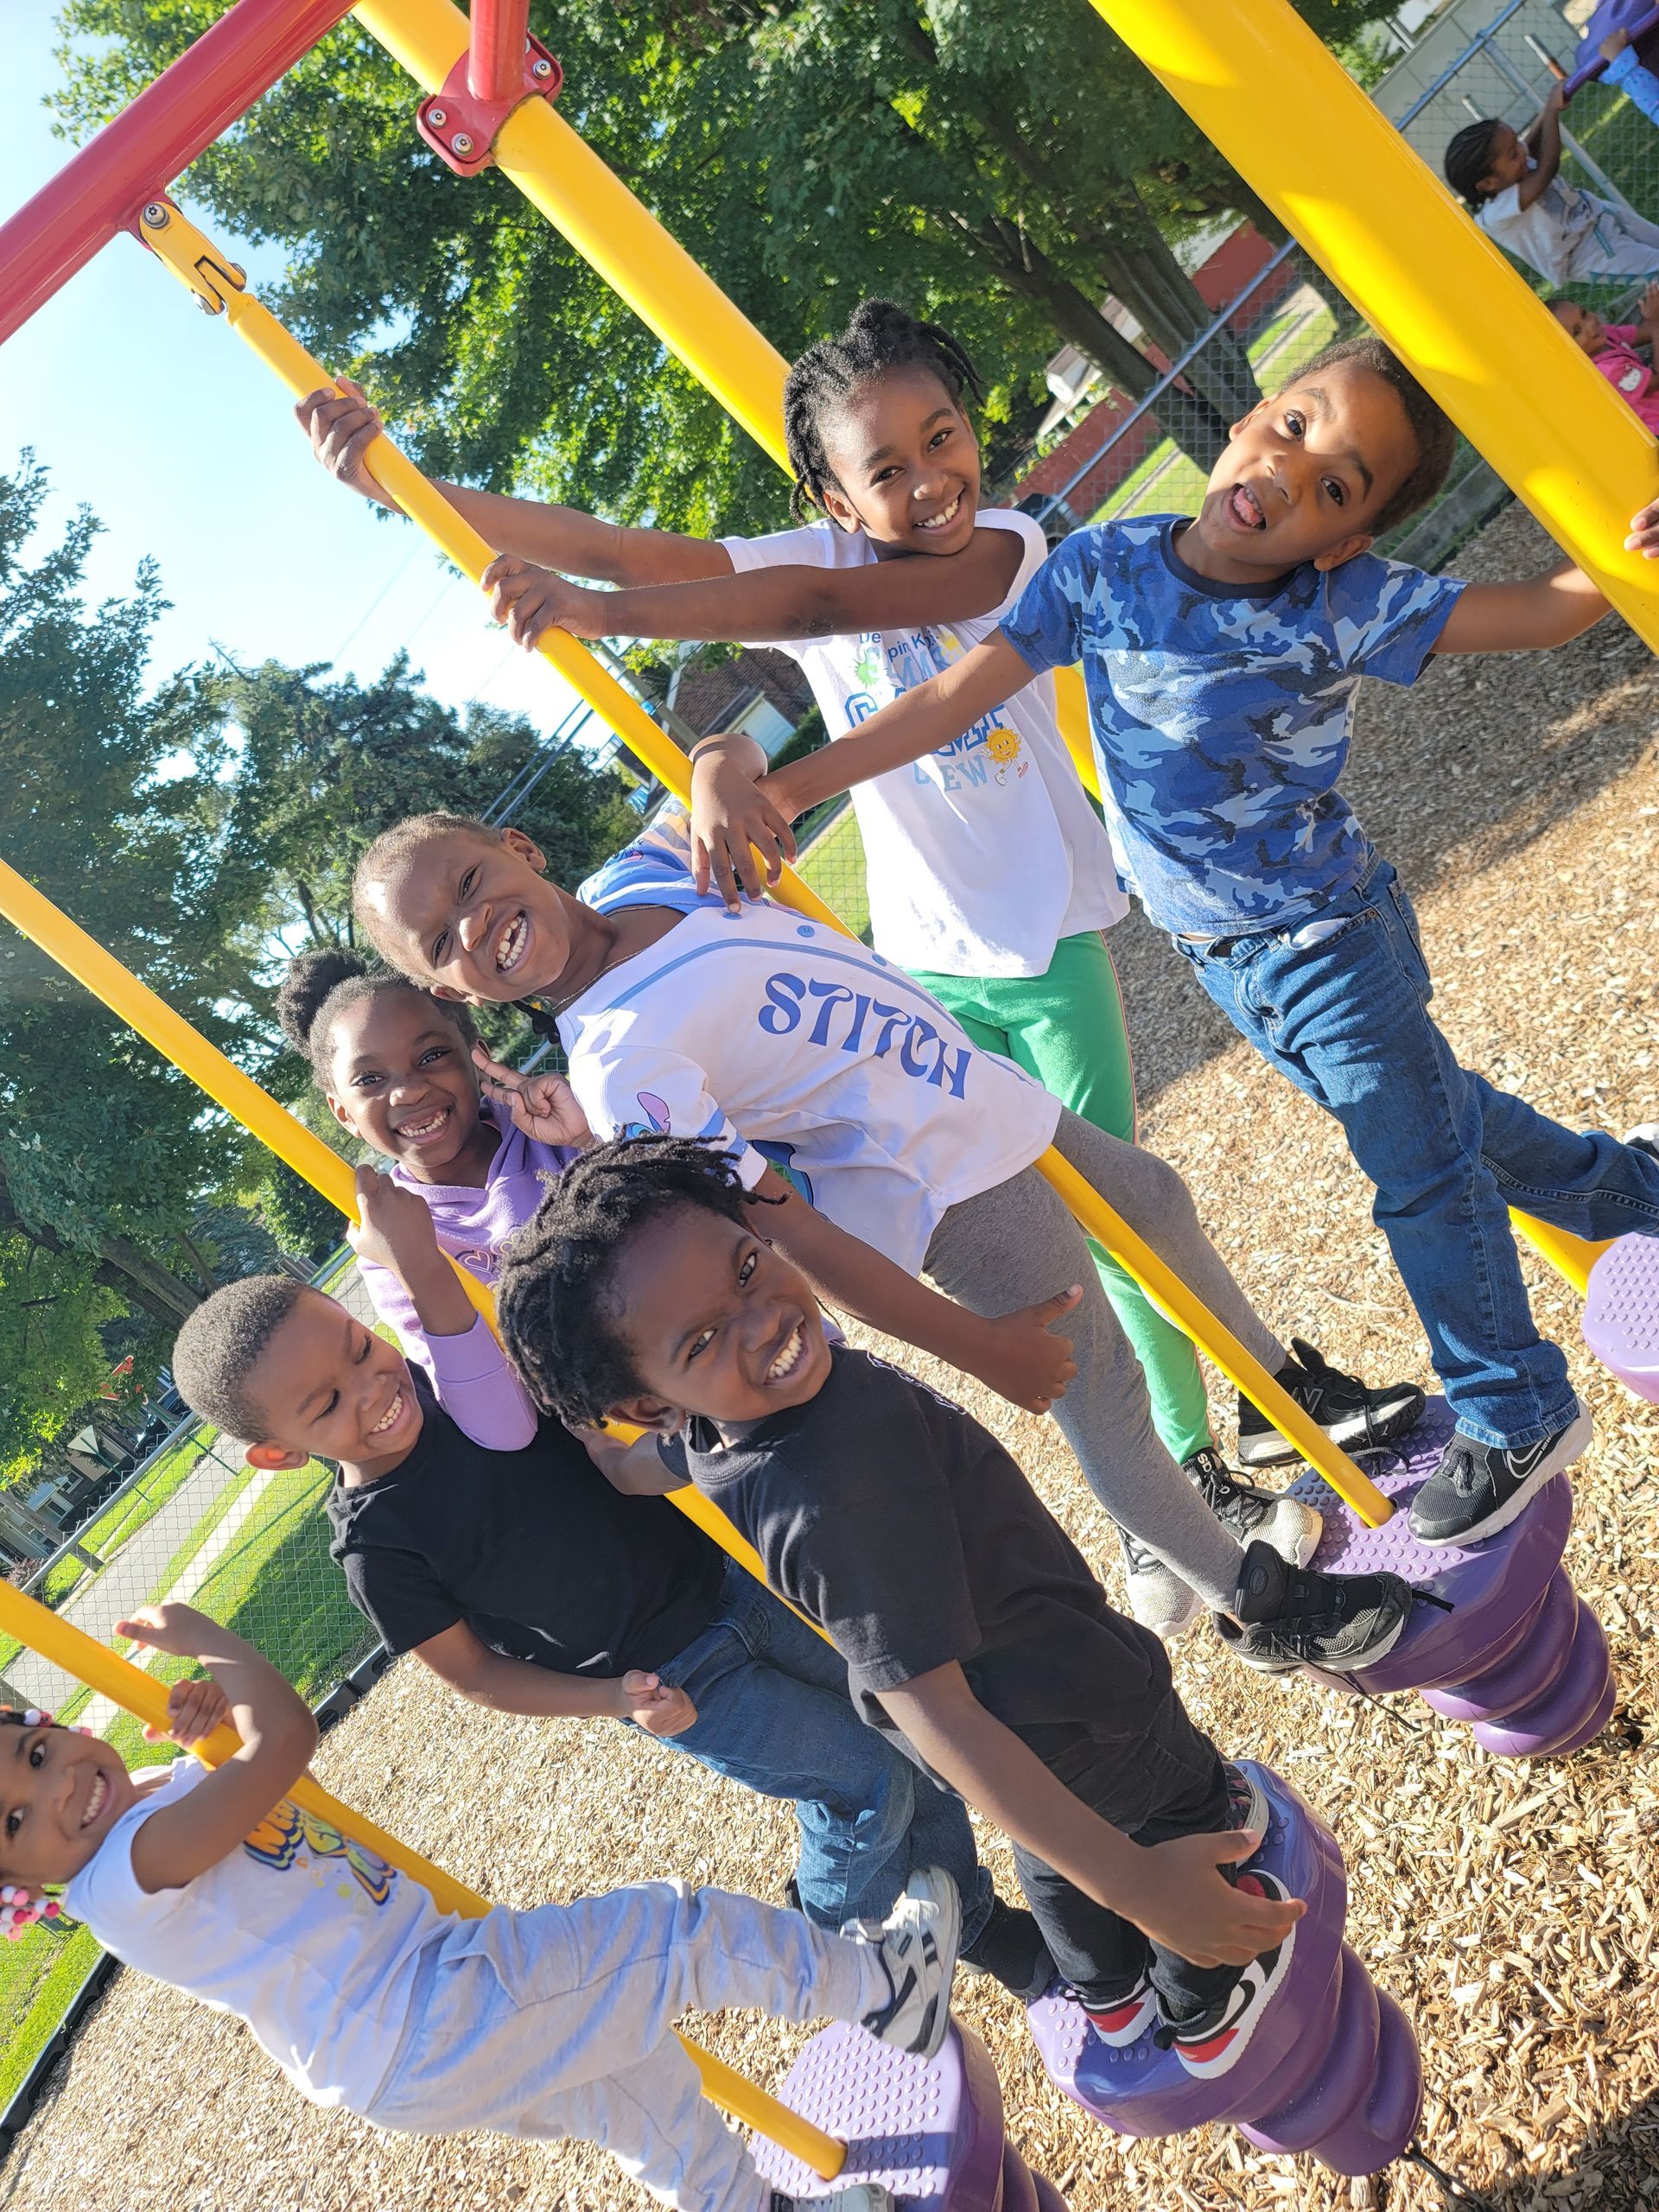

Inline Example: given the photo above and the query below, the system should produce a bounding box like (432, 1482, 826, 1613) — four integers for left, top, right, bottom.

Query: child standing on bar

(779, 334, 1659, 1554)
(3, 1604, 956, 2212)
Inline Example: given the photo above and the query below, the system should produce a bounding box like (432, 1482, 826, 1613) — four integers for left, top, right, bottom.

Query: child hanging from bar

(1444, 83, 1659, 289)
(0, 1604, 955, 2212)
(759, 331, 1659, 1561)
(336, 799, 1417, 1676)
(168, 1184, 1047, 1993)
(295, 299, 1426, 1643)
(496, 1133, 1307, 2078)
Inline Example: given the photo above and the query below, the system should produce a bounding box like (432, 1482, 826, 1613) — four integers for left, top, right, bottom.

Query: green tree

(53, 0, 1398, 506)
(0, 1233, 121, 1485)
(0, 457, 262, 1331)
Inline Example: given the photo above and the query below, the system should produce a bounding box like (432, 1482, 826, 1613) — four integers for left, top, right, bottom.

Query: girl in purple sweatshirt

(276, 948, 589, 1379)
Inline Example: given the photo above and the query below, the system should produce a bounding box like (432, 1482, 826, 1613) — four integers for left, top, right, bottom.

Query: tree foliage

(54, 0, 1399, 500)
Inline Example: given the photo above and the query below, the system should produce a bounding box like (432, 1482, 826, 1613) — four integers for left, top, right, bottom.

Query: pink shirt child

(1587, 323, 1659, 434)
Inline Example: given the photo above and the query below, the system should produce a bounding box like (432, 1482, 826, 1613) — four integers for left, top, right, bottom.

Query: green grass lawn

(33, 1432, 216, 1611)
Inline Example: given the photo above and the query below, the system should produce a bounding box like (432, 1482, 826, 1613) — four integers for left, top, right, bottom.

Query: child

(1550, 285, 1659, 433)
(170, 1190, 1038, 1986)
(295, 301, 1407, 1608)
(495, 1136, 1406, 2075)
(342, 803, 1419, 1670)
(785, 332, 1659, 1551)
(1444, 86, 1659, 288)
(16, 1603, 957, 2212)
(275, 945, 590, 1380)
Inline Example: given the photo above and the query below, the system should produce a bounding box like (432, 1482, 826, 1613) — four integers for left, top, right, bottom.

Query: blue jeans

(652, 1560, 993, 1943)
(1174, 857, 1659, 1448)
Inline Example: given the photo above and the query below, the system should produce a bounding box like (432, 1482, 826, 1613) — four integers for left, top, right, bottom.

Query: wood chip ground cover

(3, 507, 1656, 2210)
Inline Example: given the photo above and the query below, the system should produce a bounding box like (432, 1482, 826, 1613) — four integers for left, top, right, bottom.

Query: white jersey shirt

(66, 1758, 448, 2110)
(558, 897, 1062, 1274)
(721, 511, 1126, 977)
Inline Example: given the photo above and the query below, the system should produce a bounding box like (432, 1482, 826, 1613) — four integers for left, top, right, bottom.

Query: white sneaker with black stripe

(1237, 1337, 1425, 1468)
(853, 1866, 961, 2060)
(1184, 1447, 1323, 1568)
(1407, 1399, 1592, 1548)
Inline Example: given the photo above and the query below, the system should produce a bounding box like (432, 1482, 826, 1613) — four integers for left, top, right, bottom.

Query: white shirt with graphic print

(65, 1758, 448, 2109)
(557, 899, 1062, 1274)
(721, 511, 1126, 977)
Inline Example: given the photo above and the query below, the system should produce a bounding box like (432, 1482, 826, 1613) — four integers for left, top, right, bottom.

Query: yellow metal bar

(137, 193, 1389, 1523)
(1086, 0, 1659, 652)
(349, 0, 1103, 777)
(0, 1583, 844, 2177)
(1511, 1214, 1611, 1299)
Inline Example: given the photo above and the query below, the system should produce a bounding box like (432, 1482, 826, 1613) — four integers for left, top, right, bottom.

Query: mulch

(3, 504, 1656, 2212)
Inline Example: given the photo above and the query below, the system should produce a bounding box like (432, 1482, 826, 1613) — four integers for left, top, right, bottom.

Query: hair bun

(276, 946, 371, 1050)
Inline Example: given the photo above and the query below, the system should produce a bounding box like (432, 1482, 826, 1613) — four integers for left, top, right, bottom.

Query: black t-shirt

(327, 1372, 727, 1675)
(680, 1344, 1170, 1739)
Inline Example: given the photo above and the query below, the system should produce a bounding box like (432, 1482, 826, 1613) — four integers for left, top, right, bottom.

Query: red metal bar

(0, 0, 354, 347)
(466, 0, 530, 102)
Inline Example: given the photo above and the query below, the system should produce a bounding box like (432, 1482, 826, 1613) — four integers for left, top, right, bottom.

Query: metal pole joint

(416, 31, 562, 175)
(134, 197, 245, 315)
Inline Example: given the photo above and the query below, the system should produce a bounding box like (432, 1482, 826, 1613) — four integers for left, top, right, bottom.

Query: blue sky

(1, 4, 586, 747)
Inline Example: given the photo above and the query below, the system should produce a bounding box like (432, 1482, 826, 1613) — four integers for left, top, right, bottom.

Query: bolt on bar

(0, 0, 354, 346)
(135, 191, 1392, 1524)
(0, 1580, 846, 2177)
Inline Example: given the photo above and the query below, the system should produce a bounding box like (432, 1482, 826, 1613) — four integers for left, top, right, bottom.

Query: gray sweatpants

(367, 1880, 885, 2212)
(924, 1108, 1287, 1612)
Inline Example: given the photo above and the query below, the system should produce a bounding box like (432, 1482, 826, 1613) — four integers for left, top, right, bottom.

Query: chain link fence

(0, 1250, 385, 2122)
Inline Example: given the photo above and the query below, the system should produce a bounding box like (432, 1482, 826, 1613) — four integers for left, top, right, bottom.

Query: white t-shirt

(65, 1760, 448, 2110)
(721, 512, 1126, 978)
(558, 898, 1062, 1274)
(1476, 165, 1627, 286)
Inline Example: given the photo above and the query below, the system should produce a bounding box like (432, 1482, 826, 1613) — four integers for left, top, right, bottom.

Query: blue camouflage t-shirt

(1001, 518, 1464, 936)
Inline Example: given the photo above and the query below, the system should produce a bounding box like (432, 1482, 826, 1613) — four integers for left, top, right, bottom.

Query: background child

(496, 1138, 1412, 2075)
(276, 946, 589, 1380)
(295, 301, 1332, 1600)
(1550, 285, 1659, 432)
(169, 1187, 1035, 1985)
(1445, 87, 1659, 287)
(346, 803, 1419, 1669)
(788, 334, 1659, 1555)
(16, 1601, 956, 2212)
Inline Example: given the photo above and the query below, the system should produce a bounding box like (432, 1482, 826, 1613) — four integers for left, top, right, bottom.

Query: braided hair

(783, 297, 985, 522)
(0, 1707, 83, 1936)
(498, 1135, 770, 1427)
(172, 1274, 309, 1440)
(276, 945, 477, 1087)
(1444, 119, 1504, 206)
(1289, 335, 1456, 533)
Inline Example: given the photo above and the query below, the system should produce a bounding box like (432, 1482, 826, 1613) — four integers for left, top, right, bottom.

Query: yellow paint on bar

(0, 1582, 845, 2177)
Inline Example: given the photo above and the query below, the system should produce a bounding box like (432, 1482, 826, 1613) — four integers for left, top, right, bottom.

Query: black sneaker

(1237, 1337, 1426, 1469)
(1155, 1870, 1298, 2079)
(773, 2189, 896, 2212)
(1217, 1539, 1412, 1674)
(1408, 1399, 1592, 1548)
(1184, 1446, 1323, 1567)
(959, 1894, 1056, 2002)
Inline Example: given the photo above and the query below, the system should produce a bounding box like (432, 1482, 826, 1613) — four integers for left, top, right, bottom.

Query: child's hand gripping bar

(0, 1580, 845, 2177)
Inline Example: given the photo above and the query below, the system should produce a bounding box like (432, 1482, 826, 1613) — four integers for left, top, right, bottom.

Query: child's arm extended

(690, 632, 1032, 902)
(296, 380, 727, 586)
(882, 1663, 1301, 1967)
(752, 1170, 1081, 1415)
(480, 531, 1026, 655)
(114, 1605, 320, 1894)
(1430, 561, 1609, 653)
(410, 1618, 696, 1735)
(347, 1166, 537, 1448)
(1520, 81, 1568, 201)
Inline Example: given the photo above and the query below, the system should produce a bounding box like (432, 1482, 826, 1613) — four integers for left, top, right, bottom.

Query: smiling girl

(276, 947, 589, 1377)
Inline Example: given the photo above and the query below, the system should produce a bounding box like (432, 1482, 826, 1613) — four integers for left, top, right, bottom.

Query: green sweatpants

(911, 930, 1215, 1465)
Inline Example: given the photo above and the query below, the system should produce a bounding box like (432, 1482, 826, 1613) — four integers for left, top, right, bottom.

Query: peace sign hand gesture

(471, 1046, 594, 1150)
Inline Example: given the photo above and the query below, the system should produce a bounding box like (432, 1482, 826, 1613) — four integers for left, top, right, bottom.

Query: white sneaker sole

(1170, 1885, 1299, 2080)
(1237, 1388, 1426, 1469)
(1411, 1400, 1592, 1550)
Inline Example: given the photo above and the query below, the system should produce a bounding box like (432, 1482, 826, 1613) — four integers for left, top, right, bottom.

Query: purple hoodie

(355, 1096, 581, 1383)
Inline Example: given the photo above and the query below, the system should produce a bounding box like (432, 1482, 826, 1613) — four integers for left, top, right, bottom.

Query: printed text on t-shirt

(758, 973, 974, 1096)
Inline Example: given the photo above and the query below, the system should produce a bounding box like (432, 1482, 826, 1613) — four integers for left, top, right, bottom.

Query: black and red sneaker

(1083, 1968, 1158, 2048)
(1156, 1871, 1298, 2080)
